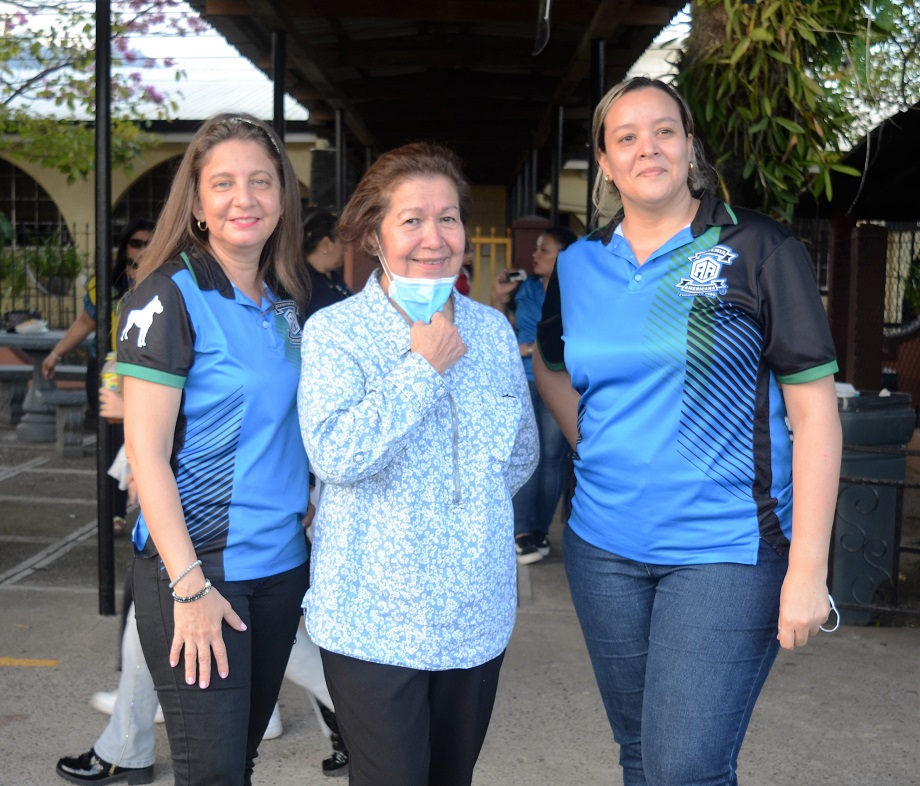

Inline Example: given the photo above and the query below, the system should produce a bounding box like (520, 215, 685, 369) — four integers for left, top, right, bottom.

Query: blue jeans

(134, 555, 307, 786)
(513, 381, 571, 537)
(564, 526, 786, 786)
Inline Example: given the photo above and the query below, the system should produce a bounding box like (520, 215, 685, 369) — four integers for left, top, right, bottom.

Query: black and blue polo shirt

(117, 252, 309, 581)
(538, 191, 838, 565)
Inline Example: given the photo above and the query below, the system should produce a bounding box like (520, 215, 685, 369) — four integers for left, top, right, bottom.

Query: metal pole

(95, 0, 115, 616)
(550, 105, 563, 226)
(271, 31, 286, 142)
(587, 39, 605, 230)
(335, 109, 346, 213)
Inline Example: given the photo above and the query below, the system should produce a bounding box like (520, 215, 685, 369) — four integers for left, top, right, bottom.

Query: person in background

(492, 226, 577, 564)
(298, 141, 538, 786)
(118, 112, 311, 786)
(292, 205, 353, 777)
(534, 76, 842, 785)
(302, 206, 352, 314)
(42, 218, 155, 534)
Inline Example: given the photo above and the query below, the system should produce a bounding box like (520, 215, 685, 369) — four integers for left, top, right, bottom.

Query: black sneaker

(533, 535, 551, 558)
(56, 748, 154, 785)
(515, 534, 543, 565)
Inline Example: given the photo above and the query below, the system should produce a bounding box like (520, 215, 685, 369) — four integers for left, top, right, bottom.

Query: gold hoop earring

(196, 220, 207, 232)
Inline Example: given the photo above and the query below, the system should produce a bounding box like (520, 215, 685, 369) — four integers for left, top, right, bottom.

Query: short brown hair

(338, 142, 472, 259)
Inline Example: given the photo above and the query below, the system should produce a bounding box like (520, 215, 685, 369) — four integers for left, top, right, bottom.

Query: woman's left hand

(776, 568, 831, 650)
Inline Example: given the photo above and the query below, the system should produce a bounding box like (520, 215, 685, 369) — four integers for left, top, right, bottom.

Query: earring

(604, 174, 610, 183)
(196, 220, 207, 232)
(689, 162, 695, 173)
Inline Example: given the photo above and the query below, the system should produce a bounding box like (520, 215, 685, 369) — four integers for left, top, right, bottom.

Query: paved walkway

(1, 428, 918, 785)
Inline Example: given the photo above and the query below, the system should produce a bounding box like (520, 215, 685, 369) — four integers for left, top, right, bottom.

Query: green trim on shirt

(116, 361, 186, 389)
(776, 360, 839, 384)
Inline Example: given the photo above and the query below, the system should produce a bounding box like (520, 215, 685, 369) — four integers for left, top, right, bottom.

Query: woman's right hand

(170, 583, 247, 689)
(491, 272, 520, 311)
(41, 354, 59, 380)
(98, 388, 125, 420)
(410, 312, 467, 374)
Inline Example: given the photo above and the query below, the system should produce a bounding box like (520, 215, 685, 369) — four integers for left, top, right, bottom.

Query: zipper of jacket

(446, 391, 461, 504)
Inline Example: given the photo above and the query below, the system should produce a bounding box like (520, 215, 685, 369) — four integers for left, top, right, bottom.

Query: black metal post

(271, 31, 286, 142)
(550, 105, 563, 226)
(95, 0, 115, 616)
(587, 39, 605, 230)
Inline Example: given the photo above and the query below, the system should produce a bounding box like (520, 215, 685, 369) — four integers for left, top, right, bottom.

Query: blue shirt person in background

(535, 78, 842, 786)
(298, 142, 537, 786)
(492, 226, 577, 564)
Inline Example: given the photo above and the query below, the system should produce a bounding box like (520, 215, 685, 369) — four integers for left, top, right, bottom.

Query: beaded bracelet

(172, 579, 212, 604)
(168, 559, 202, 589)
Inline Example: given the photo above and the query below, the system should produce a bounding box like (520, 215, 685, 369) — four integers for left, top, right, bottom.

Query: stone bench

(0, 364, 87, 428)
(43, 388, 89, 458)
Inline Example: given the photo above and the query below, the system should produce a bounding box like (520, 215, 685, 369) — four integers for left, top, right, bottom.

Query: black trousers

(320, 648, 505, 786)
(134, 555, 307, 786)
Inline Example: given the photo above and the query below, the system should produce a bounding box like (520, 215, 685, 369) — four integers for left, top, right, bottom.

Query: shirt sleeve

(535, 266, 566, 371)
(513, 277, 542, 345)
(758, 236, 838, 384)
(116, 271, 194, 389)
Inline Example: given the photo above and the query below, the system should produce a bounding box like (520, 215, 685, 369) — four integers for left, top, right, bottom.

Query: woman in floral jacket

(298, 142, 538, 786)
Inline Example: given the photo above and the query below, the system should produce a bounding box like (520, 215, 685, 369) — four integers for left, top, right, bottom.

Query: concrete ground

(1, 426, 919, 786)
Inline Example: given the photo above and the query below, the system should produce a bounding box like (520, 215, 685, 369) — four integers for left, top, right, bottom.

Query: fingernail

(240, 623, 248, 631)
(186, 676, 195, 685)
(200, 679, 208, 689)
(220, 671, 228, 679)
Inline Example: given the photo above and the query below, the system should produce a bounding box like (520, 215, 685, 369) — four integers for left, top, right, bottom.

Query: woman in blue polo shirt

(535, 77, 842, 785)
(117, 113, 311, 786)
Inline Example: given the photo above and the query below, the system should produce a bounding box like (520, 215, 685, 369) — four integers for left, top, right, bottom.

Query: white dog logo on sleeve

(120, 296, 164, 348)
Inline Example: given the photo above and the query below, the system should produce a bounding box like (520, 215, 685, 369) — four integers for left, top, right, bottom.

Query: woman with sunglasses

(42, 217, 156, 534)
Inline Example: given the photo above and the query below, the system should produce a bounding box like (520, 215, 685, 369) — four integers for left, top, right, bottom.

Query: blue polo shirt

(539, 192, 838, 566)
(511, 275, 545, 382)
(117, 252, 309, 581)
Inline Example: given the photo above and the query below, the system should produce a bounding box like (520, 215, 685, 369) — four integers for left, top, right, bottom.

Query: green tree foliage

(676, 0, 919, 221)
(0, 0, 207, 181)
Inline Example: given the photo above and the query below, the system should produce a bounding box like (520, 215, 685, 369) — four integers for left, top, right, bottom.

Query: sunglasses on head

(127, 238, 149, 249)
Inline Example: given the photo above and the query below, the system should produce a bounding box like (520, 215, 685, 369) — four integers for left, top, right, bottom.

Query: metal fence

(0, 225, 92, 330)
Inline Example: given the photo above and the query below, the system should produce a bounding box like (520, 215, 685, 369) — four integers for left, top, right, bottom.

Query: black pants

(86, 355, 128, 518)
(320, 648, 505, 786)
(134, 555, 307, 786)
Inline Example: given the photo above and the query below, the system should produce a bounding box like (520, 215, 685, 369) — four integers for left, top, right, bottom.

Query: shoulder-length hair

(337, 142, 472, 259)
(132, 112, 308, 312)
(590, 77, 716, 221)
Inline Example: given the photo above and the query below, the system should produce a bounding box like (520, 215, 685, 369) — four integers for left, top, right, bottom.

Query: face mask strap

(819, 594, 840, 634)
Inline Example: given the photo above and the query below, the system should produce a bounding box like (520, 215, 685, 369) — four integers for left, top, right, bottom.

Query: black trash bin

(831, 391, 916, 624)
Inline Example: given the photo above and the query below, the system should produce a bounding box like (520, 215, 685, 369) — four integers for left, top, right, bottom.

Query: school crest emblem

(675, 245, 738, 298)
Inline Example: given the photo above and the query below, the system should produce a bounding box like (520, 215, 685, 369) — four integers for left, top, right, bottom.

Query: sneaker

(56, 747, 153, 784)
(514, 534, 543, 565)
(533, 535, 551, 558)
(263, 702, 283, 740)
(90, 691, 164, 724)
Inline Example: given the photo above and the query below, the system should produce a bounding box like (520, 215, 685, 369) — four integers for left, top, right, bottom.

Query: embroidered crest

(676, 245, 738, 299)
(273, 300, 303, 346)
(120, 295, 164, 347)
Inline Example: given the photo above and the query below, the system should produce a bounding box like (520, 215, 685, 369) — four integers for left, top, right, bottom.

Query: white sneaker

(263, 702, 283, 740)
(90, 690, 165, 724)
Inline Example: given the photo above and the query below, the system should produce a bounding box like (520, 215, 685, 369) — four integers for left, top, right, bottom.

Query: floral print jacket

(298, 271, 538, 670)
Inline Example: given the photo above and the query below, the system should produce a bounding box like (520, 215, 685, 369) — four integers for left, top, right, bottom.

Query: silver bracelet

(168, 559, 202, 589)
(172, 579, 212, 604)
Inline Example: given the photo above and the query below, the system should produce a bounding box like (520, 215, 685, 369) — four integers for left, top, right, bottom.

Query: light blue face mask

(377, 237, 457, 324)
